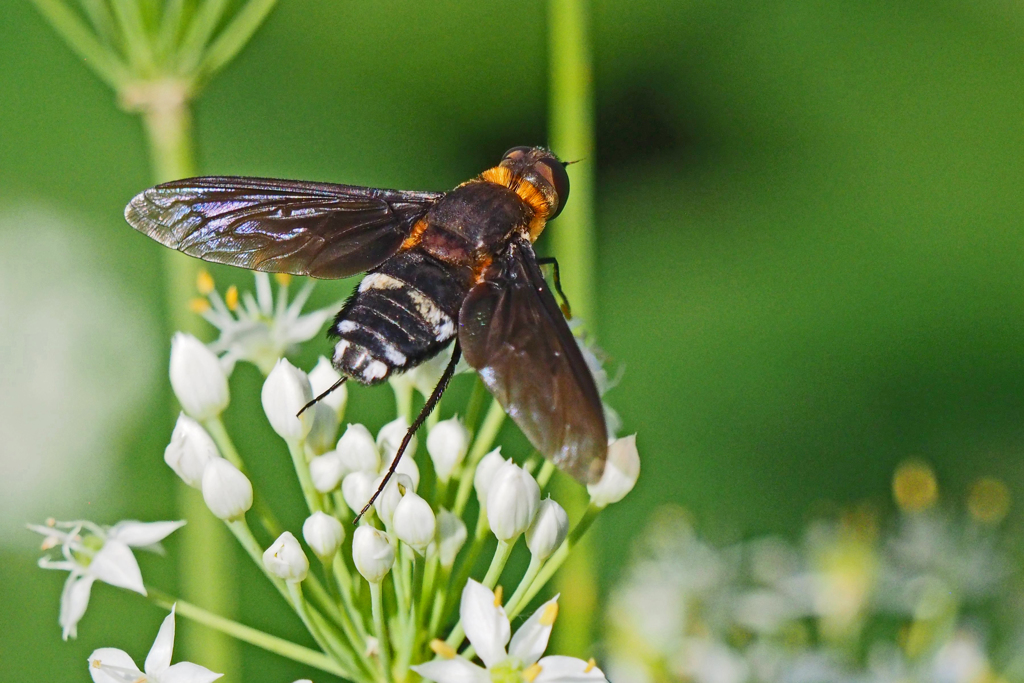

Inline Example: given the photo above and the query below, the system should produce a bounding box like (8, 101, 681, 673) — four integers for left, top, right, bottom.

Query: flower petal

(534, 656, 607, 683)
(61, 573, 95, 640)
(412, 657, 489, 683)
(87, 648, 141, 683)
(89, 540, 146, 594)
(509, 595, 559, 666)
(161, 661, 224, 683)
(108, 520, 186, 547)
(145, 605, 176, 675)
(459, 579, 510, 668)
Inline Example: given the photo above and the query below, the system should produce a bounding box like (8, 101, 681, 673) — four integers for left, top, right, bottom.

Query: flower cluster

(33, 273, 640, 682)
(603, 462, 1021, 683)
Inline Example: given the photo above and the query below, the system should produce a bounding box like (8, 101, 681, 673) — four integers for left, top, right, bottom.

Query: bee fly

(126, 146, 608, 516)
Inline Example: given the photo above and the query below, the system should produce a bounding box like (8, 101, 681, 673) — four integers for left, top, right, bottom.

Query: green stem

(288, 581, 367, 682)
(537, 460, 556, 489)
(503, 553, 543, 617)
(453, 399, 506, 516)
(442, 510, 490, 631)
(288, 438, 324, 513)
(147, 588, 349, 677)
(204, 416, 282, 538)
(371, 581, 393, 683)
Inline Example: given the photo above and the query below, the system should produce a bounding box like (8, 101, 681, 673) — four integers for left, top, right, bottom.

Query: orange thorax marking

(399, 217, 430, 251)
(479, 166, 549, 241)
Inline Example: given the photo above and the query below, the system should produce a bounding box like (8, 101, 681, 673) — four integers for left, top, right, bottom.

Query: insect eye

(502, 146, 532, 161)
(535, 158, 570, 219)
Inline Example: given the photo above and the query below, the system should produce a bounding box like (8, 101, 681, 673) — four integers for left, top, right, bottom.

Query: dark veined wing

(125, 176, 444, 279)
(459, 237, 607, 483)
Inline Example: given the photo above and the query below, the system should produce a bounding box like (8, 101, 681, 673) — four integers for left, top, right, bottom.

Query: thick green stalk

(547, 0, 599, 657)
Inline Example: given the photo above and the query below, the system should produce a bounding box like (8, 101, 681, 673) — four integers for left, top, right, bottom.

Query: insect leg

(355, 342, 463, 523)
(536, 256, 572, 319)
(297, 376, 348, 417)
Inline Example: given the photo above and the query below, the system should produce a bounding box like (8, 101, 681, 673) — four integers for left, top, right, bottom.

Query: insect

(125, 146, 608, 515)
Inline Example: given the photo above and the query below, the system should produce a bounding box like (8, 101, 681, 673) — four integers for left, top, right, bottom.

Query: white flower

(262, 359, 315, 442)
(393, 490, 436, 553)
(352, 526, 396, 583)
(412, 580, 606, 683)
(434, 508, 467, 569)
(303, 512, 345, 559)
(388, 346, 469, 401)
(201, 459, 253, 520)
(30, 518, 185, 640)
(164, 413, 220, 488)
(305, 402, 340, 456)
(87, 604, 222, 683)
(373, 473, 416, 528)
(263, 531, 309, 582)
(308, 355, 348, 415)
(487, 461, 540, 542)
(526, 499, 569, 560)
(474, 448, 507, 510)
(199, 271, 335, 375)
(587, 435, 640, 508)
(427, 417, 470, 483)
(309, 451, 347, 493)
(342, 470, 376, 515)
(337, 423, 381, 473)
(377, 417, 420, 487)
(169, 332, 229, 421)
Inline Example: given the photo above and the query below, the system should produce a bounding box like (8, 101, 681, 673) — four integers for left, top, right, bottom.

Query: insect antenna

(355, 342, 463, 523)
(297, 376, 348, 417)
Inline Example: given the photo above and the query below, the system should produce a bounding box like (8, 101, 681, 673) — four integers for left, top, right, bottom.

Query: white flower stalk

(427, 417, 470, 483)
(487, 461, 541, 542)
(201, 459, 253, 521)
(262, 358, 315, 442)
(169, 332, 229, 421)
(263, 531, 309, 582)
(352, 525, 396, 583)
(434, 508, 468, 569)
(337, 423, 381, 473)
(474, 448, 507, 510)
(413, 580, 606, 683)
(309, 450, 347, 493)
(587, 434, 640, 508)
(87, 604, 222, 683)
(198, 271, 335, 375)
(303, 511, 345, 560)
(308, 355, 348, 415)
(164, 413, 220, 488)
(29, 518, 185, 640)
(526, 499, 569, 560)
(393, 490, 436, 553)
(377, 417, 420, 487)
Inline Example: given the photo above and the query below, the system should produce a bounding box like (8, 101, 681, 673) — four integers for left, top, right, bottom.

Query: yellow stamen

(189, 297, 211, 314)
(45, 517, 56, 526)
(225, 285, 239, 311)
(91, 659, 101, 669)
(274, 273, 292, 286)
(196, 270, 214, 295)
(429, 639, 457, 660)
(40, 536, 59, 551)
(493, 585, 503, 607)
(523, 663, 543, 682)
(968, 477, 1011, 524)
(892, 461, 937, 512)
(539, 601, 559, 626)
(584, 658, 596, 673)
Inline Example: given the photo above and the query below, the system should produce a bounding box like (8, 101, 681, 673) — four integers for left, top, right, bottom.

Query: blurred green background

(3, 0, 1024, 680)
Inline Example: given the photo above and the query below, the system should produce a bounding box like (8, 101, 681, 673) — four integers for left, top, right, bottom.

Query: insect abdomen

(330, 249, 471, 384)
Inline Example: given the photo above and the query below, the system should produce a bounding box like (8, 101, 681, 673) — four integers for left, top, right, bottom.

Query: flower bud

(169, 332, 229, 420)
(435, 508, 467, 568)
(262, 359, 315, 441)
(588, 434, 640, 508)
(373, 473, 414, 529)
(302, 511, 345, 559)
(342, 471, 375, 514)
(473, 448, 507, 509)
(526, 498, 569, 560)
(306, 402, 340, 456)
(164, 413, 219, 488)
(310, 451, 347, 493)
(308, 356, 348, 415)
(487, 461, 540, 541)
(263, 531, 309, 582)
(352, 525, 395, 583)
(336, 424, 380, 473)
(377, 417, 418, 467)
(426, 417, 470, 483)
(202, 459, 253, 520)
(393, 491, 435, 553)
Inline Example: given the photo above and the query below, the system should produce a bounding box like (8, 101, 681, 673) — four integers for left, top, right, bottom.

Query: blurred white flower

(376, 417, 420, 487)
(473, 448, 507, 511)
(433, 508, 467, 569)
(169, 332, 229, 421)
(412, 580, 606, 683)
(308, 355, 348, 415)
(201, 459, 253, 521)
(309, 450, 347, 493)
(337, 423, 381, 473)
(526, 498, 569, 560)
(426, 417, 470, 483)
(87, 604, 221, 683)
(587, 435, 640, 508)
(198, 272, 335, 376)
(487, 461, 540, 542)
(302, 511, 345, 560)
(164, 413, 220, 488)
(262, 358, 315, 442)
(29, 518, 185, 640)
